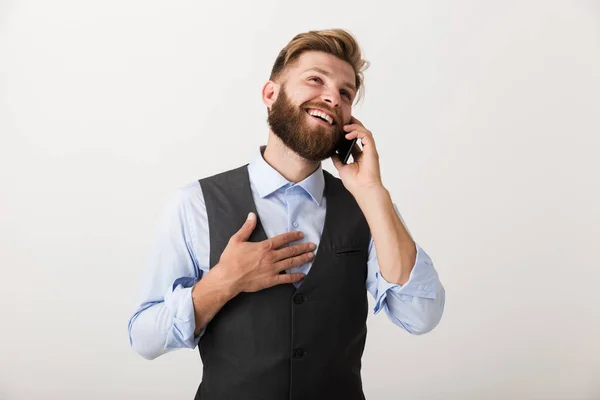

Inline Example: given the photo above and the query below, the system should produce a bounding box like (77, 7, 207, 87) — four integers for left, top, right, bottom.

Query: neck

(262, 131, 321, 183)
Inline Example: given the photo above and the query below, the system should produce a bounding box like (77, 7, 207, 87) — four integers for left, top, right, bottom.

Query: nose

(321, 89, 341, 107)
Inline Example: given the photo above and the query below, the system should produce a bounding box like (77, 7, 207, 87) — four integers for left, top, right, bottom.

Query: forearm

(356, 185, 416, 285)
(192, 264, 240, 336)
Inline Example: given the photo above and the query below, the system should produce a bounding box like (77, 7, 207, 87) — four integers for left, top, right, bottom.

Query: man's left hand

(332, 116, 383, 195)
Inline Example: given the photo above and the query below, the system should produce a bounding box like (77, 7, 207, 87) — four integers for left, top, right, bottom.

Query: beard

(267, 85, 345, 161)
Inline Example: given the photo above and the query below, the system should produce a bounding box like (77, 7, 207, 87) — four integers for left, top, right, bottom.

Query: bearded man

(128, 28, 445, 400)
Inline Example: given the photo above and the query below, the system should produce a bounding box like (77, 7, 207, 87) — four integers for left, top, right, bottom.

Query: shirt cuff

(164, 277, 204, 349)
(373, 243, 439, 314)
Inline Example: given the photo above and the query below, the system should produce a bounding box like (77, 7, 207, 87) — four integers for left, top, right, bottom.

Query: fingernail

(247, 212, 255, 220)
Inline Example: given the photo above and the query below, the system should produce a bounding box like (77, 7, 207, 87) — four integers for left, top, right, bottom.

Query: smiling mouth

(305, 110, 335, 126)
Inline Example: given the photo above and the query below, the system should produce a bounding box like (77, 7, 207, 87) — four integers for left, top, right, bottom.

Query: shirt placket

(285, 185, 306, 275)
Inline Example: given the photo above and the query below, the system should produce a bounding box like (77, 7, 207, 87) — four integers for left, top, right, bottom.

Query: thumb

(234, 212, 257, 242)
(331, 153, 343, 170)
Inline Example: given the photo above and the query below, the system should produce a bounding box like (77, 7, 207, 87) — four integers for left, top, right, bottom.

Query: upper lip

(305, 107, 336, 124)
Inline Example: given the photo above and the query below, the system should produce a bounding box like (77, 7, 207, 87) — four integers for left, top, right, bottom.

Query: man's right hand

(216, 212, 315, 294)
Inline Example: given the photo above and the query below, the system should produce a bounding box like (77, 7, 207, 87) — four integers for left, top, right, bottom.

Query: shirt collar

(248, 146, 325, 205)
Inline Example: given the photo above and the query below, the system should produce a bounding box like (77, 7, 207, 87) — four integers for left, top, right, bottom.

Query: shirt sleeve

(127, 183, 209, 360)
(365, 204, 445, 335)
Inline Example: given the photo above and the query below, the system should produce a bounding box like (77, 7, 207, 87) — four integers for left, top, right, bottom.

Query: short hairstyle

(269, 29, 370, 104)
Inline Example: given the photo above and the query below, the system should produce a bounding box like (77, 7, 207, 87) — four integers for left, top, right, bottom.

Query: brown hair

(269, 29, 370, 104)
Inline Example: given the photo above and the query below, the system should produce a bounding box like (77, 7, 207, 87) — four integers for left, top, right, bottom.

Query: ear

(262, 80, 279, 111)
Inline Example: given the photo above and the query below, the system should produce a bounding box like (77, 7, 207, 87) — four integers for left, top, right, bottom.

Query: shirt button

(293, 348, 305, 359)
(292, 221, 299, 228)
(293, 294, 304, 304)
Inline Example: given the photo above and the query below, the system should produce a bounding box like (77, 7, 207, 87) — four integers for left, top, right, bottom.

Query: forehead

(286, 51, 356, 88)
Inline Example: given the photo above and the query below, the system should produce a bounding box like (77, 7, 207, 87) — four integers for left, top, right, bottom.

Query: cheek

(342, 108, 352, 124)
(295, 87, 321, 103)
(288, 93, 308, 107)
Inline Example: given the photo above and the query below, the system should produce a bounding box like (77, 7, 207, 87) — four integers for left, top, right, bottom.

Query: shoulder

(176, 180, 204, 202)
(162, 181, 205, 219)
(172, 162, 249, 212)
(198, 164, 250, 185)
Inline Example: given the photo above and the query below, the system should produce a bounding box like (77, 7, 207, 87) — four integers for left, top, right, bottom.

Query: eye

(308, 77, 353, 101)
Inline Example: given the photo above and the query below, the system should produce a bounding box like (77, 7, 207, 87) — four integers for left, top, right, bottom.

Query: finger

(268, 230, 305, 249)
(274, 272, 305, 286)
(344, 130, 376, 152)
(272, 242, 316, 262)
(343, 127, 369, 140)
(331, 153, 343, 170)
(233, 212, 257, 242)
(275, 252, 314, 272)
(343, 124, 360, 132)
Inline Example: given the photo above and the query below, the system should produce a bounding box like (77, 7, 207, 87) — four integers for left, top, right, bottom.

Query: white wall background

(1, 0, 599, 399)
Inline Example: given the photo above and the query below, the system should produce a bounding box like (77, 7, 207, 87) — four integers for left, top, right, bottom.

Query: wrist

(204, 263, 241, 300)
(355, 184, 389, 208)
(190, 264, 241, 337)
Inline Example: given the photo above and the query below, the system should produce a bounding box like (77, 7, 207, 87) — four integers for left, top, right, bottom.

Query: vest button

(293, 294, 304, 304)
(293, 348, 305, 359)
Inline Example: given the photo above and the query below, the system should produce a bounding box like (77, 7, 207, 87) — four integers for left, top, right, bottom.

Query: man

(128, 28, 445, 400)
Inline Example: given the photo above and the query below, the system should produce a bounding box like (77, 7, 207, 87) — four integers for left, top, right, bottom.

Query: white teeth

(307, 109, 333, 125)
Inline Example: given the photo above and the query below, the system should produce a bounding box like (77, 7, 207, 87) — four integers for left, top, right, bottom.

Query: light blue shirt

(128, 148, 445, 360)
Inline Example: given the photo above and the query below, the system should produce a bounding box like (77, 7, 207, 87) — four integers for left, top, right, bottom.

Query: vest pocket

(333, 247, 363, 256)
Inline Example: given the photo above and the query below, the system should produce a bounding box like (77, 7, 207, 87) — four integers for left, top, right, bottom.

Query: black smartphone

(335, 137, 358, 165)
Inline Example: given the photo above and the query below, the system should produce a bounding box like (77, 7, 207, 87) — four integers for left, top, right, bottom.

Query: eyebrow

(303, 67, 357, 94)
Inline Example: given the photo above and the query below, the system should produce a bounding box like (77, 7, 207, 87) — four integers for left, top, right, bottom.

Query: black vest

(195, 165, 371, 400)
